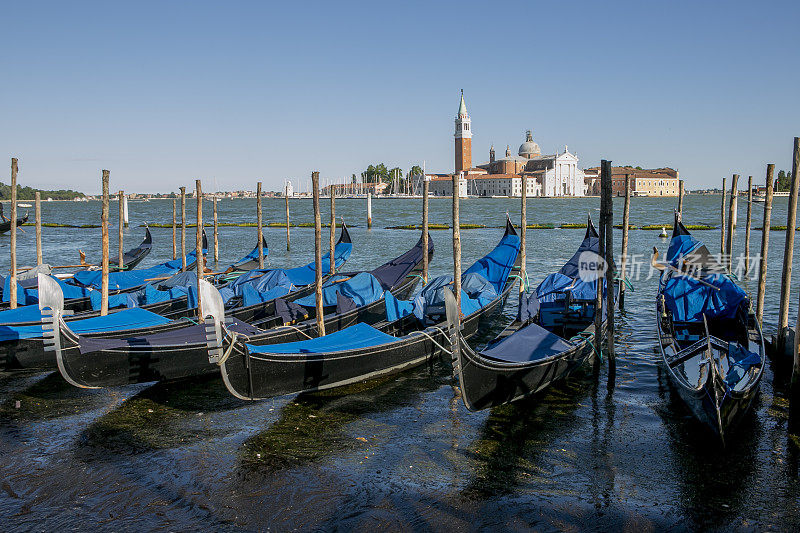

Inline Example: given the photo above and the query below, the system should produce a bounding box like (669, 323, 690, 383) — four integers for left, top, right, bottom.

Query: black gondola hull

(220, 279, 515, 400)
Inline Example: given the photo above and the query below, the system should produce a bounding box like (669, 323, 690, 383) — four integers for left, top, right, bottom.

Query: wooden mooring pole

(212, 197, 219, 265)
(601, 160, 616, 381)
(619, 174, 631, 310)
(720, 177, 727, 255)
(257, 182, 264, 269)
(745, 175, 753, 277)
(285, 183, 291, 251)
(726, 174, 739, 272)
(756, 164, 774, 325)
(677, 179, 684, 220)
(312, 171, 325, 336)
(422, 175, 429, 283)
(180, 187, 187, 270)
(452, 173, 462, 312)
(195, 180, 204, 321)
(35, 191, 42, 266)
(778, 138, 800, 354)
(367, 192, 372, 229)
(172, 199, 177, 260)
(118, 190, 124, 270)
(100, 170, 110, 316)
(520, 174, 527, 294)
(330, 182, 336, 275)
(9, 158, 18, 309)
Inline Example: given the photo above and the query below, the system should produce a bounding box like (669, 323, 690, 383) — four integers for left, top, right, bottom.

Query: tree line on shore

(0, 182, 85, 200)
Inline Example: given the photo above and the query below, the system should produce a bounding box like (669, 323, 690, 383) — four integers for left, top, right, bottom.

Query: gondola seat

(481, 322, 574, 363)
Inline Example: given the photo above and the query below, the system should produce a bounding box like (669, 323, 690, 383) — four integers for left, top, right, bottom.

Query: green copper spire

(458, 89, 467, 116)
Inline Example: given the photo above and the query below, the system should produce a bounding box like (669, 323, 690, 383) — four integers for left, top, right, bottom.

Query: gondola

(78, 226, 153, 272)
(445, 217, 605, 411)
(655, 214, 764, 441)
(208, 219, 520, 400)
(0, 206, 28, 233)
(42, 228, 425, 387)
(0, 226, 350, 370)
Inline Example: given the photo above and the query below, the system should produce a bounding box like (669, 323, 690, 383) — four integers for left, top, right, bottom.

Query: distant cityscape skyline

(1, 1, 798, 194)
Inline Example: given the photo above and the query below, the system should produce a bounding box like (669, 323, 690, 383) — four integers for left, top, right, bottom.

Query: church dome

(518, 130, 540, 158)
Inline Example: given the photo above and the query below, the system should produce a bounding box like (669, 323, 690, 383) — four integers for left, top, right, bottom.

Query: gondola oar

(651, 247, 720, 291)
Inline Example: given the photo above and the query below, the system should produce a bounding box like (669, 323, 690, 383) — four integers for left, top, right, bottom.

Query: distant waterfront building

(436, 92, 586, 197)
(584, 166, 680, 196)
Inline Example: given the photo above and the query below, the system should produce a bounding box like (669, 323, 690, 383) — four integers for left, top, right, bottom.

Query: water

(1, 195, 799, 530)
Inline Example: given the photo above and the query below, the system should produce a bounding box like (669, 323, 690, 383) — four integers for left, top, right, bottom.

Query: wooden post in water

(725, 174, 739, 272)
(180, 187, 187, 270)
(172, 199, 177, 260)
(452, 173, 462, 312)
(312, 172, 325, 336)
(677, 179, 684, 220)
(284, 183, 291, 251)
(212, 197, 219, 265)
(123, 194, 129, 227)
(422, 176, 429, 283)
(778, 138, 800, 354)
(367, 192, 372, 229)
(100, 170, 110, 316)
(195, 180, 204, 321)
(35, 191, 42, 266)
(619, 174, 631, 310)
(720, 177, 727, 255)
(792, 287, 800, 431)
(118, 190, 124, 270)
(257, 182, 264, 269)
(9, 158, 18, 309)
(520, 174, 527, 294)
(756, 164, 775, 325)
(745, 175, 753, 277)
(329, 182, 336, 275)
(601, 160, 616, 378)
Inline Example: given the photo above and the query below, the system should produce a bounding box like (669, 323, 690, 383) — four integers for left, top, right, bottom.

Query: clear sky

(2, 0, 798, 193)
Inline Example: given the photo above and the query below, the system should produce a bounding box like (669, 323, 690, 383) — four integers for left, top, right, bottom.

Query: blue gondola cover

(246, 322, 397, 354)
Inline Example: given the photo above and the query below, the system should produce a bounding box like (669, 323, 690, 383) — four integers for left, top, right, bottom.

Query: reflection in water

(81, 376, 240, 453)
(0, 371, 112, 422)
(239, 363, 444, 475)
(656, 361, 760, 529)
(461, 371, 592, 499)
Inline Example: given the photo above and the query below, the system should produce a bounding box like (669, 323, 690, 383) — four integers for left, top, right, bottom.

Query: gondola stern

(37, 274, 94, 389)
(199, 279, 228, 365)
(586, 214, 599, 239)
(338, 220, 352, 244)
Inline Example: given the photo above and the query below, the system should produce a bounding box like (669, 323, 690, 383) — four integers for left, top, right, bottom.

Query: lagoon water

(1, 194, 799, 530)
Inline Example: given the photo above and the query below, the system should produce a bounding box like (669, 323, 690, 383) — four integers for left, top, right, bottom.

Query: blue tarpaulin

(385, 291, 414, 321)
(218, 269, 293, 304)
(246, 322, 397, 354)
(663, 273, 747, 322)
(2, 276, 34, 306)
(294, 272, 384, 309)
(283, 241, 353, 287)
(71, 251, 201, 290)
(666, 234, 702, 267)
(463, 232, 520, 293)
(536, 272, 598, 303)
(0, 307, 172, 342)
(241, 284, 292, 307)
(0, 304, 44, 325)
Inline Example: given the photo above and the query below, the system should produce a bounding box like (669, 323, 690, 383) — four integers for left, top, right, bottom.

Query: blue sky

(1, 0, 798, 193)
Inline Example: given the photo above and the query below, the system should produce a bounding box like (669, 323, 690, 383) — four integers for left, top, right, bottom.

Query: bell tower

(454, 90, 472, 174)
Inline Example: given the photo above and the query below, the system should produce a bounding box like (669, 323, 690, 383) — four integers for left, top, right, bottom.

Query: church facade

(432, 93, 586, 197)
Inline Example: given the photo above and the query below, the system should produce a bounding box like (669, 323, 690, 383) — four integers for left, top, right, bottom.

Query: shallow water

(1, 195, 799, 531)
